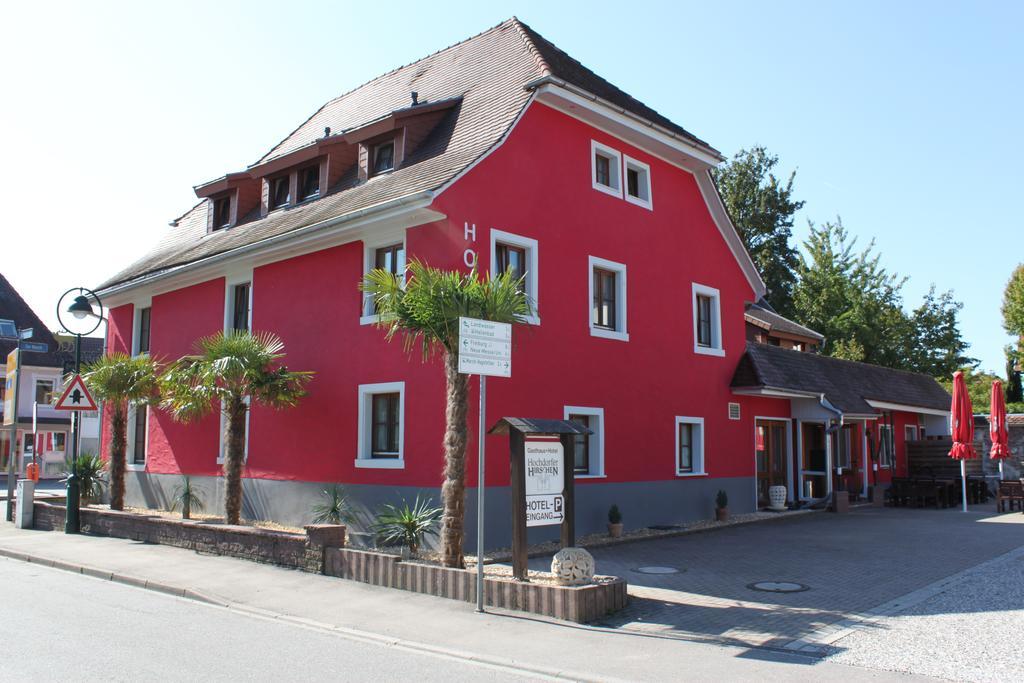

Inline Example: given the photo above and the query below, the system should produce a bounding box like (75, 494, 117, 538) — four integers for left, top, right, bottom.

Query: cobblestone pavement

(530, 504, 1024, 654)
(824, 543, 1024, 681)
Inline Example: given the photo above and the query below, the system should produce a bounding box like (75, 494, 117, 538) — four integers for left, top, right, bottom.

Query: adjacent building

(95, 19, 952, 545)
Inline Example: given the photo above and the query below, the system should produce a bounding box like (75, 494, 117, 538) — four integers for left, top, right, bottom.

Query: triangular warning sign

(54, 374, 98, 411)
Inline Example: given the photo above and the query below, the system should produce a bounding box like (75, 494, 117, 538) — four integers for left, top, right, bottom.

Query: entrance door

(831, 424, 859, 496)
(800, 422, 830, 500)
(755, 420, 788, 507)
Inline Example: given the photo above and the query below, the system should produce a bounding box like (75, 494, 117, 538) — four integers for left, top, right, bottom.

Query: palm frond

(81, 353, 161, 407)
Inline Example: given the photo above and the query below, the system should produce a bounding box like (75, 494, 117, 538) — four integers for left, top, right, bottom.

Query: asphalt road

(0, 559, 533, 682)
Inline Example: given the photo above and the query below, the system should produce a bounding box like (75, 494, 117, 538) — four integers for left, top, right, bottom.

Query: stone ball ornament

(551, 547, 595, 586)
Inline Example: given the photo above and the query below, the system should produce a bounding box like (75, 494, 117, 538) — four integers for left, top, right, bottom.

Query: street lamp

(56, 287, 104, 534)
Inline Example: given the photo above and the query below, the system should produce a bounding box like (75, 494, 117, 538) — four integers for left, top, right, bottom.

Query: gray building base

(124, 471, 755, 553)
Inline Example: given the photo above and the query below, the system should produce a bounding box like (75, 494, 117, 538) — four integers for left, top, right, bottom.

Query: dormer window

(269, 175, 290, 210)
(371, 141, 395, 176)
(212, 196, 232, 230)
(298, 164, 320, 201)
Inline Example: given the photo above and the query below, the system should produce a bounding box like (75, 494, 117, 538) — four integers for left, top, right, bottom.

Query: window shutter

(728, 402, 741, 420)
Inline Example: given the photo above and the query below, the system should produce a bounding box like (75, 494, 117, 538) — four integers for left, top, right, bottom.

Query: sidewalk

(0, 522, 921, 682)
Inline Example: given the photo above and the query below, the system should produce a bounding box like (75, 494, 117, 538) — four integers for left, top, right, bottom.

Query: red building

(96, 19, 951, 545)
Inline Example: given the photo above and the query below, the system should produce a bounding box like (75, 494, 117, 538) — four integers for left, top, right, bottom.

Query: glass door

(756, 420, 788, 507)
(800, 422, 829, 500)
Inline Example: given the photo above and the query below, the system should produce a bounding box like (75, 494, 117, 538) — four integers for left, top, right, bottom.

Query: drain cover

(748, 581, 809, 593)
(633, 566, 682, 575)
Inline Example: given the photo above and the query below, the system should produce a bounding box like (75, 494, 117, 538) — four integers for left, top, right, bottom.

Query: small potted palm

(715, 490, 729, 522)
(607, 504, 624, 537)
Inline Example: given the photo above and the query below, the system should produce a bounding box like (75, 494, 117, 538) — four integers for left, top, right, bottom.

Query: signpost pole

(66, 333, 82, 534)
(5, 347, 21, 521)
(475, 374, 486, 613)
(510, 430, 528, 581)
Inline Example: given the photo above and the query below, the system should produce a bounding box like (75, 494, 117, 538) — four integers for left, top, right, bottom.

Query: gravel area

(826, 544, 1024, 682)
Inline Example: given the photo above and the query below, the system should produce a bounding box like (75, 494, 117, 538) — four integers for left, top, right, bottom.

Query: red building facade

(97, 19, 950, 545)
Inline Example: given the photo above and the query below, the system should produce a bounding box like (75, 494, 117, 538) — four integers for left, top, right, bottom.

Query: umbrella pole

(960, 460, 968, 513)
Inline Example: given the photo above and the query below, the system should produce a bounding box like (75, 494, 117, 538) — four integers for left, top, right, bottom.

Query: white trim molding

(125, 404, 149, 471)
(563, 405, 605, 478)
(622, 155, 653, 210)
(675, 415, 706, 477)
(131, 295, 153, 357)
(590, 140, 623, 198)
(490, 228, 540, 325)
(588, 256, 628, 342)
(356, 381, 405, 469)
(692, 282, 724, 357)
(864, 399, 949, 417)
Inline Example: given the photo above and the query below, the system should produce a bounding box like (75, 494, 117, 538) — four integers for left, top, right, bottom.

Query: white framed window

(623, 155, 652, 210)
(34, 379, 54, 405)
(692, 283, 724, 357)
(224, 270, 253, 334)
(591, 140, 622, 198)
(564, 406, 605, 478)
(361, 238, 406, 325)
(126, 404, 148, 470)
(132, 296, 153, 357)
(356, 382, 405, 469)
(878, 424, 894, 468)
(675, 416, 706, 476)
(490, 229, 539, 325)
(588, 256, 628, 341)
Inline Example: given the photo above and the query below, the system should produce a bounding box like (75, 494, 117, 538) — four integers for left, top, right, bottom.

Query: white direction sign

(457, 317, 511, 377)
(525, 440, 565, 527)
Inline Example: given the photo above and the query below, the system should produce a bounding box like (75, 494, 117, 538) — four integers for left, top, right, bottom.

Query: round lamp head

(68, 295, 94, 320)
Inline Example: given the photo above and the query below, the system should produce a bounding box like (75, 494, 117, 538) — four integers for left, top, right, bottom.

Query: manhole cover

(747, 581, 809, 593)
(633, 566, 682, 575)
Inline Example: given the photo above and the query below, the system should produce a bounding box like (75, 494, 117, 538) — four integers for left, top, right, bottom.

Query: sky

(2, 1, 1020, 371)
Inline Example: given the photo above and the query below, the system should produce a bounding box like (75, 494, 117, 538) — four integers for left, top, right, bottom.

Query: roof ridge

(509, 17, 552, 76)
(255, 18, 523, 165)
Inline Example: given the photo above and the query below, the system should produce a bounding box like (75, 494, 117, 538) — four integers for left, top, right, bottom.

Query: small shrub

(373, 495, 442, 556)
(716, 490, 729, 510)
(61, 453, 107, 503)
(608, 504, 622, 524)
(311, 485, 353, 525)
(170, 476, 205, 520)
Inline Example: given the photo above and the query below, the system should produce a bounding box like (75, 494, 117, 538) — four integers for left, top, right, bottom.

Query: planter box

(32, 502, 344, 572)
(832, 491, 849, 513)
(325, 547, 627, 624)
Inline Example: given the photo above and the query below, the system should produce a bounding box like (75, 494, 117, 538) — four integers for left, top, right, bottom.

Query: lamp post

(56, 287, 103, 534)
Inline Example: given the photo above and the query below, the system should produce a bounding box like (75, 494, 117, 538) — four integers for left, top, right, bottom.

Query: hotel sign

(525, 440, 564, 527)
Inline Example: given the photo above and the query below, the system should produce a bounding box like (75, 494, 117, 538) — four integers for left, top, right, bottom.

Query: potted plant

(715, 490, 729, 522)
(607, 504, 623, 537)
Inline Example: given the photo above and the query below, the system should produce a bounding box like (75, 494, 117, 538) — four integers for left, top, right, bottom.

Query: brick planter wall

(32, 502, 345, 573)
(325, 547, 628, 623)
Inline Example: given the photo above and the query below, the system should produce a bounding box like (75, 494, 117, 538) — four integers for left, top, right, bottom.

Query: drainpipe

(819, 394, 844, 504)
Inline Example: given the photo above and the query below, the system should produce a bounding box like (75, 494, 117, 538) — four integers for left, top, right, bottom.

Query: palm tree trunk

(109, 404, 127, 510)
(224, 397, 247, 525)
(440, 350, 470, 568)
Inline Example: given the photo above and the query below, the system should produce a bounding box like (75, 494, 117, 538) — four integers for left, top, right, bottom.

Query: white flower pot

(768, 485, 788, 511)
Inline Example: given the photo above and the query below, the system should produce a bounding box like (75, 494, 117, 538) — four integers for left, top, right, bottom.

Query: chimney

(411, 91, 418, 106)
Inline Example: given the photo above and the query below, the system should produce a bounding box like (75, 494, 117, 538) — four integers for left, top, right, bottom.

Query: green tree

(714, 146, 804, 316)
(362, 261, 530, 568)
(939, 367, 1002, 413)
(906, 286, 975, 377)
(792, 218, 911, 368)
(159, 331, 311, 525)
(1006, 345, 1023, 403)
(81, 353, 160, 510)
(1002, 264, 1024, 348)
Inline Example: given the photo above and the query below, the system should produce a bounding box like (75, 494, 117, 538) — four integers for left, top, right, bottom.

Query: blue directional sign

(21, 341, 48, 353)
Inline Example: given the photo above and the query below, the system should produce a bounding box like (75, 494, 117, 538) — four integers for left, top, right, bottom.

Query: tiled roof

(731, 342, 952, 414)
(744, 301, 824, 342)
(98, 18, 715, 292)
(0, 273, 62, 368)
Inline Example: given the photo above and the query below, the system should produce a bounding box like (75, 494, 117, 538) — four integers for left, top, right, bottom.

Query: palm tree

(362, 260, 530, 568)
(159, 331, 312, 525)
(81, 353, 160, 510)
